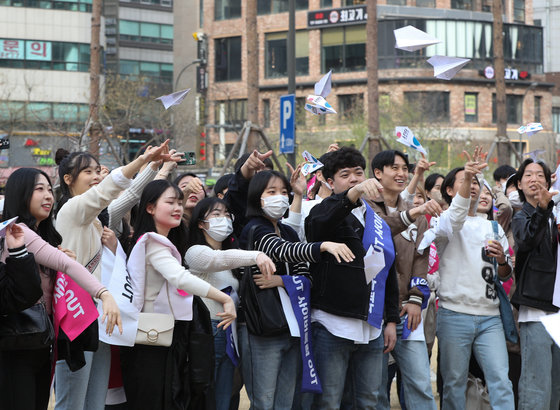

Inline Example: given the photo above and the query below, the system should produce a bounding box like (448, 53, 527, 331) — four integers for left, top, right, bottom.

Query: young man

(304, 147, 430, 408)
(512, 158, 560, 410)
(369, 150, 437, 409)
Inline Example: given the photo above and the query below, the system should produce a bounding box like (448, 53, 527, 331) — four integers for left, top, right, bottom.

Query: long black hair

(188, 197, 237, 249)
(131, 180, 188, 256)
(56, 151, 100, 214)
(3, 168, 62, 248)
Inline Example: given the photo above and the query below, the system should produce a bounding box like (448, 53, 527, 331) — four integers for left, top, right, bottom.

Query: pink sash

(53, 271, 99, 341)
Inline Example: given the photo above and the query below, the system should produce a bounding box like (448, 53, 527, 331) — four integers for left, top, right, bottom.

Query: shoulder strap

(246, 224, 258, 251)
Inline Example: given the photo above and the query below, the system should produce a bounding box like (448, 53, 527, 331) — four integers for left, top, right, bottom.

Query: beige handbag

(135, 283, 175, 347)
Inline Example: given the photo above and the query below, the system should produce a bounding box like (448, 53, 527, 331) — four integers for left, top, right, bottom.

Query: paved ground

(48, 342, 441, 409)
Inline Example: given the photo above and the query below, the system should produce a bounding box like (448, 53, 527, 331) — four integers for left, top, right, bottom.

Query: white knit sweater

(184, 245, 261, 319)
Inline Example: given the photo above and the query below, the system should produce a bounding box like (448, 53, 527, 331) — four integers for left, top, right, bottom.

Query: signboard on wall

(0, 39, 52, 61)
(308, 5, 367, 28)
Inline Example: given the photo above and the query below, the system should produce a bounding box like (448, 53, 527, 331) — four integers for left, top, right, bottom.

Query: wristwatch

(498, 255, 510, 266)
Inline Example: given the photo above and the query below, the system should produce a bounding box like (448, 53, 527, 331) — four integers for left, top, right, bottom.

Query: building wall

(193, 1, 551, 168)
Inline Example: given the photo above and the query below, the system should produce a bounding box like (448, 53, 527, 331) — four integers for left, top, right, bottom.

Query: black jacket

(305, 191, 400, 323)
(0, 248, 42, 315)
(511, 201, 559, 312)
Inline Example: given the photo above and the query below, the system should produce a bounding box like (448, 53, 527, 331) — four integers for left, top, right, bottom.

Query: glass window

(118, 60, 172, 83)
(322, 26, 365, 73)
(161, 25, 173, 42)
(263, 99, 270, 128)
(451, 0, 473, 9)
(534, 96, 541, 122)
(120, 60, 139, 75)
(214, 99, 247, 127)
(215, 0, 241, 20)
(140, 22, 160, 42)
(464, 93, 478, 123)
(215, 36, 242, 82)
(119, 20, 139, 40)
(338, 94, 364, 122)
(553, 107, 560, 134)
(416, 0, 435, 7)
(27, 102, 52, 122)
(514, 0, 525, 22)
(492, 94, 523, 124)
(320, 0, 332, 6)
(404, 92, 450, 122)
(0, 0, 92, 11)
(258, 0, 307, 15)
(265, 31, 309, 78)
(387, 0, 406, 5)
(53, 103, 78, 122)
(342, 0, 365, 5)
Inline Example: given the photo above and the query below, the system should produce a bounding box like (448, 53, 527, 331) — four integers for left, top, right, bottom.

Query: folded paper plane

(427, 56, 470, 80)
(301, 151, 324, 176)
(523, 149, 546, 162)
(395, 126, 427, 155)
(0, 217, 18, 238)
(517, 122, 543, 136)
(394, 26, 441, 52)
(156, 88, 191, 110)
(305, 71, 337, 115)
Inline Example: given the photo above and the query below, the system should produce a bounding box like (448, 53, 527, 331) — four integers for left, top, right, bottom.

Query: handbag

(491, 221, 519, 344)
(135, 282, 175, 347)
(240, 225, 289, 337)
(0, 302, 54, 350)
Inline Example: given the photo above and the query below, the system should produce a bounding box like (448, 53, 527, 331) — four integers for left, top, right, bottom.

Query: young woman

(422, 149, 514, 410)
(186, 197, 276, 410)
(511, 158, 560, 410)
(54, 143, 168, 410)
(239, 170, 353, 410)
(174, 172, 206, 224)
(121, 180, 236, 409)
(0, 168, 122, 410)
(425, 173, 446, 208)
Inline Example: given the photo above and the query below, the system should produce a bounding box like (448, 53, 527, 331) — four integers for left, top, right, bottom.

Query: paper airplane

(395, 126, 427, 155)
(155, 88, 191, 110)
(427, 56, 470, 80)
(0, 216, 18, 238)
(301, 151, 324, 176)
(364, 245, 385, 284)
(394, 25, 441, 52)
(523, 149, 546, 162)
(305, 71, 337, 115)
(517, 122, 543, 136)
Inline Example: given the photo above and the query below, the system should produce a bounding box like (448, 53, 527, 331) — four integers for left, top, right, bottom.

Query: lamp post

(174, 59, 201, 91)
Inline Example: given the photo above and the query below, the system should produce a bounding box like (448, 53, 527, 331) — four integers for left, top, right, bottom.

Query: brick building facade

(196, 0, 553, 170)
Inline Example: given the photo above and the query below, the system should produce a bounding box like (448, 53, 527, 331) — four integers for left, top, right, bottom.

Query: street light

(174, 59, 201, 91)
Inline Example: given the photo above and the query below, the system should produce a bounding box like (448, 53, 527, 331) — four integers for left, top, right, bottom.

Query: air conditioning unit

(106, 38, 117, 45)
(106, 47, 117, 55)
(106, 27, 117, 35)
(105, 18, 117, 26)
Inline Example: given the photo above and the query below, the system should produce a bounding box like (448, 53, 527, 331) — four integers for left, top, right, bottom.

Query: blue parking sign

(279, 94, 295, 154)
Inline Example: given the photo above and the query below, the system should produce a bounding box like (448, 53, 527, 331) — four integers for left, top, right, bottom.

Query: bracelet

(97, 289, 108, 298)
(498, 256, 509, 266)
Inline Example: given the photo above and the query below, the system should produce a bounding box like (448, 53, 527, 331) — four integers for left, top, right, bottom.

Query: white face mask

(261, 195, 290, 220)
(204, 217, 233, 242)
(508, 190, 523, 208)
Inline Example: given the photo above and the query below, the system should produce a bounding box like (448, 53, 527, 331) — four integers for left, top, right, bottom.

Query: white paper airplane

(427, 56, 470, 80)
(301, 151, 324, 176)
(395, 126, 427, 155)
(155, 88, 191, 110)
(305, 71, 337, 115)
(517, 122, 543, 136)
(0, 216, 18, 238)
(364, 245, 385, 284)
(523, 149, 546, 162)
(394, 25, 441, 52)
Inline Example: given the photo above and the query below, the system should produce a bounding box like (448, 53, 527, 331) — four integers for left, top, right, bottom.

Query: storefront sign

(308, 5, 367, 27)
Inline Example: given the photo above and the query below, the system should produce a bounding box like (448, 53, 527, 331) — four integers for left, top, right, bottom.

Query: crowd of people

(0, 139, 558, 410)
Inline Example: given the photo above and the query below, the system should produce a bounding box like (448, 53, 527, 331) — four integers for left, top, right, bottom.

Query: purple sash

(281, 275, 322, 394)
(363, 203, 395, 329)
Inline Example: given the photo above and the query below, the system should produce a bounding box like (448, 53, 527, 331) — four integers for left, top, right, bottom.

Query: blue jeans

(378, 317, 437, 410)
(238, 323, 253, 407)
(54, 341, 111, 410)
(437, 307, 514, 410)
(518, 321, 560, 410)
(248, 331, 300, 410)
(212, 319, 235, 410)
(308, 323, 384, 410)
